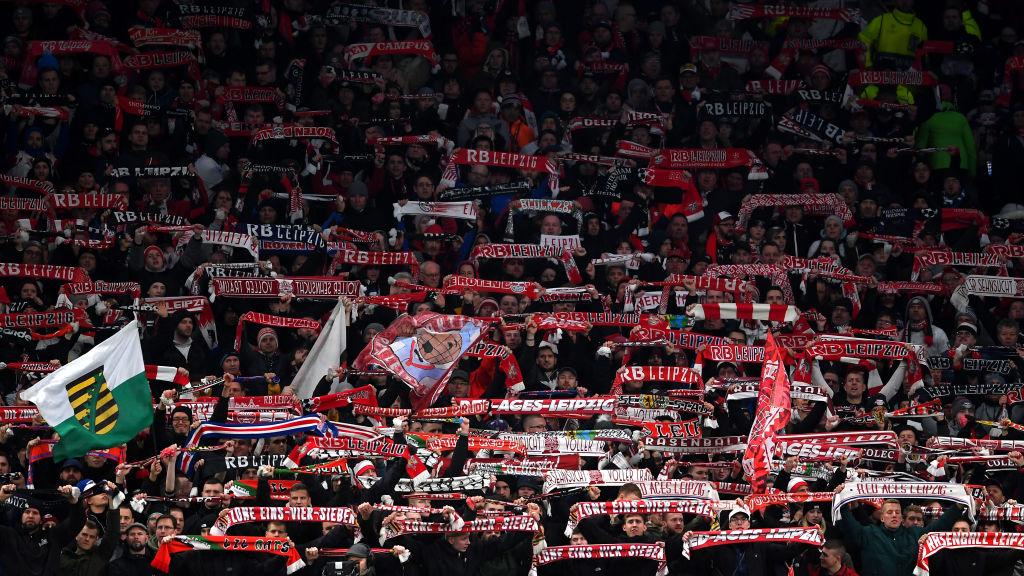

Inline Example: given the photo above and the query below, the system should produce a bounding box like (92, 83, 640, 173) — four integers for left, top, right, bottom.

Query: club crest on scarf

(66, 369, 119, 435)
(355, 313, 487, 410)
(406, 328, 464, 367)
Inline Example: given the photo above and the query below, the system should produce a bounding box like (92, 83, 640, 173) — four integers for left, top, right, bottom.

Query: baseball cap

(679, 63, 698, 75)
(728, 506, 750, 521)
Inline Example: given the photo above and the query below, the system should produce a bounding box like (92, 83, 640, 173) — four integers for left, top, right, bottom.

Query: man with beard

(109, 523, 155, 576)
(704, 212, 736, 264)
(0, 483, 82, 576)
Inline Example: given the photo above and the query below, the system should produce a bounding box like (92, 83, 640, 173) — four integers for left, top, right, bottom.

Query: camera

(323, 561, 361, 576)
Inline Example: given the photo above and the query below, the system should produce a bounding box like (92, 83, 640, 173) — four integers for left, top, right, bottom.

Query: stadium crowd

(1, 0, 1024, 575)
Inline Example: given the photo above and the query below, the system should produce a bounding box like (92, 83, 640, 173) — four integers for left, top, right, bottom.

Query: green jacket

(916, 104, 977, 177)
(837, 504, 963, 576)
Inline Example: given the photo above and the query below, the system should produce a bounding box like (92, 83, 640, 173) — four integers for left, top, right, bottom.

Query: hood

(904, 295, 935, 327)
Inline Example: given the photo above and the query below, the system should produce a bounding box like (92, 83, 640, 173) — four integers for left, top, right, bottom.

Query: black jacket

(109, 546, 157, 576)
(0, 498, 82, 576)
(410, 531, 532, 576)
(689, 540, 805, 576)
(56, 507, 121, 576)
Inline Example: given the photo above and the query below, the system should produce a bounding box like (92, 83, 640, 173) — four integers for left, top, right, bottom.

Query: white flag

(293, 299, 347, 399)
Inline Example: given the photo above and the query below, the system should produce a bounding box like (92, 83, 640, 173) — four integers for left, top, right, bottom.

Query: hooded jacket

(901, 296, 949, 357)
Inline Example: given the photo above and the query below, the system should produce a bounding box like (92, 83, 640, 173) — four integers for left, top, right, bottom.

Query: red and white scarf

(728, 4, 860, 22)
(442, 275, 542, 299)
(47, 192, 127, 211)
(331, 248, 419, 277)
(912, 250, 1003, 280)
(0, 263, 88, 282)
(706, 264, 795, 303)
(690, 303, 799, 323)
(690, 36, 770, 56)
(832, 482, 975, 520)
(21, 40, 122, 86)
(653, 148, 766, 180)
(848, 69, 938, 87)
(916, 532, 1024, 576)
(0, 197, 47, 211)
(536, 544, 664, 568)
(128, 26, 202, 50)
(745, 492, 836, 513)
(505, 198, 583, 238)
(234, 311, 320, 351)
(372, 134, 452, 155)
(344, 40, 440, 68)
(877, 281, 944, 295)
(471, 244, 580, 284)
(250, 125, 338, 146)
(0, 310, 78, 329)
(441, 149, 559, 192)
(122, 50, 199, 80)
(489, 397, 616, 417)
(211, 277, 361, 300)
(736, 194, 853, 232)
(682, 528, 824, 559)
(542, 469, 654, 493)
(394, 201, 478, 221)
(950, 275, 1024, 312)
(566, 500, 713, 536)
(640, 420, 703, 439)
(214, 506, 356, 533)
(777, 430, 899, 448)
(173, 229, 259, 258)
(142, 296, 217, 349)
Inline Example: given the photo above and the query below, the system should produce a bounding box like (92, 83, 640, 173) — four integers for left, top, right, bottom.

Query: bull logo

(66, 369, 118, 434)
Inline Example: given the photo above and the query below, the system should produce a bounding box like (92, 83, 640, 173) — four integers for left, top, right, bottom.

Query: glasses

(171, 416, 191, 422)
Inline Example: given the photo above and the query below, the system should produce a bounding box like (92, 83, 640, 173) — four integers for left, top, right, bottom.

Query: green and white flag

(22, 320, 152, 461)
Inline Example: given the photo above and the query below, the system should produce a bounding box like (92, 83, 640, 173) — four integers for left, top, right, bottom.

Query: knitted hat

(787, 478, 809, 492)
(257, 327, 277, 343)
(170, 405, 193, 422)
(353, 460, 375, 477)
(143, 245, 165, 264)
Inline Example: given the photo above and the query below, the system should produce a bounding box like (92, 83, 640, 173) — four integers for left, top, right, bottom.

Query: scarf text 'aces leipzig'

(742, 332, 791, 494)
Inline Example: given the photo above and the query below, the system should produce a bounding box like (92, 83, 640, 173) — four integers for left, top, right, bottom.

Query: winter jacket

(108, 546, 157, 576)
(0, 498, 83, 576)
(410, 531, 532, 576)
(916, 103, 977, 177)
(836, 504, 962, 576)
